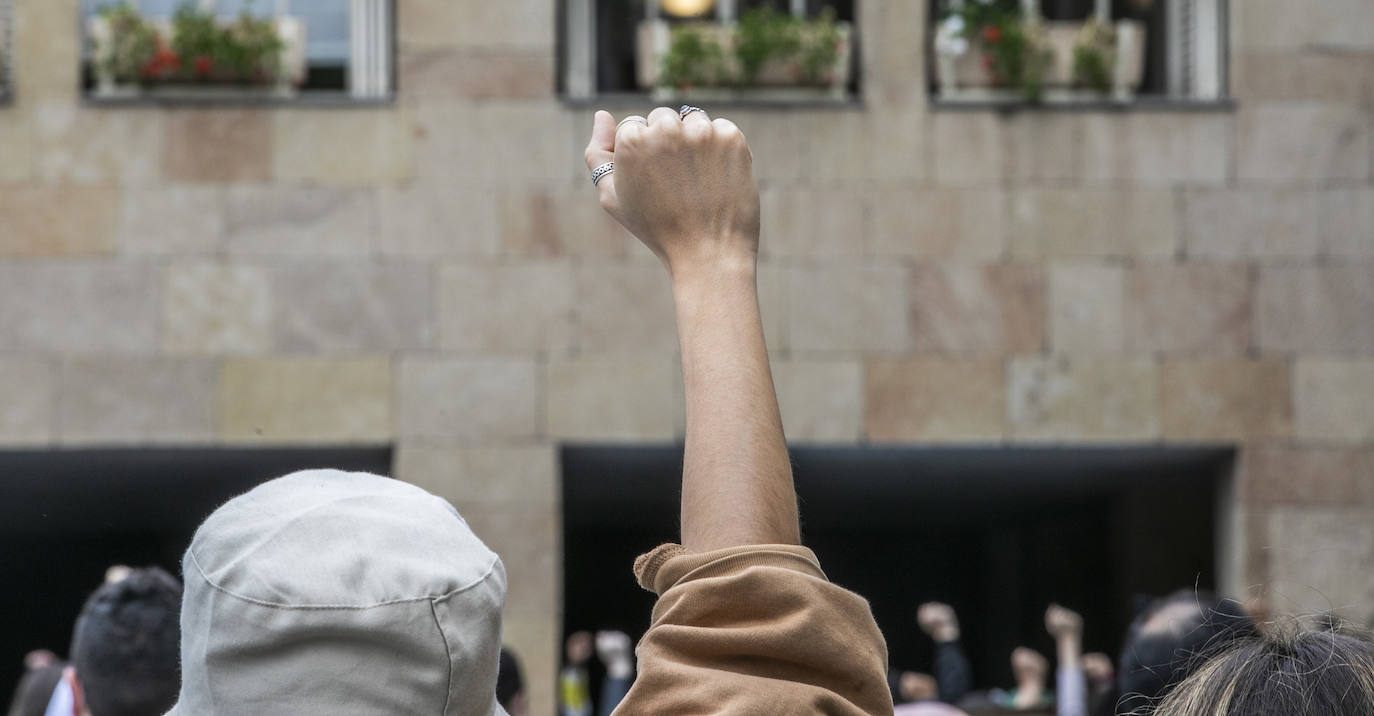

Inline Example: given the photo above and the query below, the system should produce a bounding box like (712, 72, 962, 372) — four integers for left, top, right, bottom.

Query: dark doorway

(0, 447, 392, 699)
(563, 445, 1233, 692)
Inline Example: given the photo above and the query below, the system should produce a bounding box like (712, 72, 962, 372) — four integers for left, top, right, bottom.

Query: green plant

(939, 0, 1051, 101)
(1072, 19, 1114, 92)
(171, 3, 283, 83)
(97, 3, 159, 83)
(658, 6, 845, 90)
(659, 26, 726, 90)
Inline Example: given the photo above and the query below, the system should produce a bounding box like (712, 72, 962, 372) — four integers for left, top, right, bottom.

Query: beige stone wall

(1, 0, 1372, 710)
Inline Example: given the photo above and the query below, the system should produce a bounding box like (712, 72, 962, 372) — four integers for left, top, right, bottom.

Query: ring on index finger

(617, 117, 648, 132)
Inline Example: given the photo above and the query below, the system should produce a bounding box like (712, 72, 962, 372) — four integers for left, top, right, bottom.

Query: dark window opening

(563, 445, 1233, 693)
(0, 447, 393, 695)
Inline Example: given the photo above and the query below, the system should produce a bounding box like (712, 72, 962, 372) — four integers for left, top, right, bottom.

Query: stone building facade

(1, 0, 1372, 711)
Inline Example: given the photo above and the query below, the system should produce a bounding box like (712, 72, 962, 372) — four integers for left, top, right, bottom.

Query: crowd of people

(8, 108, 1374, 715)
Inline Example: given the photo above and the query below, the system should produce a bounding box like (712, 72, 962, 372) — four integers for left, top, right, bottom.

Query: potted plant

(88, 1, 306, 99)
(639, 7, 853, 102)
(933, 0, 1146, 103)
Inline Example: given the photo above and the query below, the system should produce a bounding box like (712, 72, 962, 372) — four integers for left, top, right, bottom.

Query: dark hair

(497, 646, 525, 709)
(1115, 590, 1256, 714)
(70, 567, 182, 716)
(1152, 624, 1374, 715)
(7, 662, 67, 716)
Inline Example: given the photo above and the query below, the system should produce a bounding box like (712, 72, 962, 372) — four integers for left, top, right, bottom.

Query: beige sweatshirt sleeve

(610, 543, 894, 716)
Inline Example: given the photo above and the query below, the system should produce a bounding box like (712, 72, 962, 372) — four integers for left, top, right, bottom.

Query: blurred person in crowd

(1043, 605, 1086, 716)
(57, 566, 182, 716)
(559, 632, 593, 716)
(902, 602, 972, 706)
(157, 106, 891, 716)
(1112, 590, 1256, 715)
(496, 647, 527, 716)
(6, 652, 65, 716)
(594, 631, 633, 716)
(1151, 621, 1374, 715)
(1079, 652, 1114, 716)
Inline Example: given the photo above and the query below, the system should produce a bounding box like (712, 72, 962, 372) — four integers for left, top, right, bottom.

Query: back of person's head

(1115, 590, 1256, 714)
(1151, 622, 1374, 715)
(167, 470, 507, 716)
(497, 647, 526, 715)
(70, 567, 181, 716)
(7, 659, 67, 716)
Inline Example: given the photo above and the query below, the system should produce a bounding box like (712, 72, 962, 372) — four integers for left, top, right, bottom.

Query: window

(81, 0, 394, 103)
(929, 0, 1228, 106)
(562, 0, 860, 103)
(0, 0, 11, 102)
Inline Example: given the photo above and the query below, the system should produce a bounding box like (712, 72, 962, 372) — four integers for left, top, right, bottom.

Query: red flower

(194, 55, 213, 76)
(982, 25, 1002, 44)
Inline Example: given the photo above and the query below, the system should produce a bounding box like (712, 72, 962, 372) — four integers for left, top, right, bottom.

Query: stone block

(1081, 113, 1230, 186)
(802, 109, 928, 182)
(400, 49, 553, 101)
(497, 614, 557, 716)
(220, 358, 392, 443)
(1295, 361, 1374, 444)
(1318, 188, 1374, 258)
(116, 187, 223, 256)
(1265, 507, 1374, 619)
(1003, 114, 1082, 183)
(909, 263, 1045, 355)
(1009, 189, 1176, 259)
(1008, 357, 1160, 442)
(1232, 51, 1374, 103)
(58, 358, 216, 444)
(788, 264, 909, 354)
(933, 113, 1002, 186)
(573, 262, 680, 355)
(726, 111, 806, 183)
(772, 360, 863, 442)
(0, 261, 159, 353)
(32, 103, 165, 185)
(1240, 445, 1374, 506)
(1049, 262, 1126, 355)
(438, 262, 574, 354)
(498, 186, 628, 259)
(759, 186, 869, 258)
(865, 358, 1005, 442)
(1237, 104, 1371, 182)
(0, 112, 33, 182)
(457, 504, 558, 617)
(399, 0, 554, 50)
(1235, 0, 1374, 51)
(547, 358, 676, 441)
(1183, 189, 1319, 259)
(163, 263, 272, 355)
(397, 358, 538, 441)
(0, 360, 54, 445)
(871, 188, 1005, 260)
(858, 0, 926, 108)
(1127, 263, 1251, 356)
(1160, 360, 1290, 441)
(224, 186, 373, 257)
(0, 186, 118, 257)
(269, 262, 432, 353)
(376, 183, 499, 258)
(12, 0, 78, 100)
(1257, 265, 1374, 355)
(394, 444, 558, 507)
(163, 110, 272, 183)
(414, 104, 580, 186)
(273, 110, 414, 185)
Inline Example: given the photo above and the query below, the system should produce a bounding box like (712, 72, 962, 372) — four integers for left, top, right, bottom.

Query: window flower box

(636, 7, 853, 103)
(87, 3, 306, 100)
(933, 0, 1146, 103)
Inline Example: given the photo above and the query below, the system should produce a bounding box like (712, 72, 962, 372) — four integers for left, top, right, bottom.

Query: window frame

(560, 0, 864, 107)
(927, 0, 1233, 112)
(0, 0, 12, 104)
(78, 0, 398, 107)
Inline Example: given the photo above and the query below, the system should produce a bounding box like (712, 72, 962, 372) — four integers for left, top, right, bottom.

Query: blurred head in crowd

(497, 647, 528, 716)
(69, 566, 182, 716)
(1114, 590, 1256, 713)
(7, 651, 67, 716)
(1152, 622, 1374, 716)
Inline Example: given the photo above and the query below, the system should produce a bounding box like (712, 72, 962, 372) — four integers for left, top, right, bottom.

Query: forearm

(1056, 634, 1081, 669)
(671, 258, 798, 552)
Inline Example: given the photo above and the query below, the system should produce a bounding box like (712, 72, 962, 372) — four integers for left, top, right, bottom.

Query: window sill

(930, 92, 1236, 114)
(560, 91, 863, 111)
(81, 91, 395, 109)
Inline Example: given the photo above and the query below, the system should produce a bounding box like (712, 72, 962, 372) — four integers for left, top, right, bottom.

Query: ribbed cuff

(633, 543, 827, 595)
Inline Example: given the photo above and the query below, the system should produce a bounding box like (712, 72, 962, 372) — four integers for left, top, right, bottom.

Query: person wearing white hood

(166, 106, 893, 715)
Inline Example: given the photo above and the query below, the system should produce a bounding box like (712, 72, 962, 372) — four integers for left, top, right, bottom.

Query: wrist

(665, 244, 757, 288)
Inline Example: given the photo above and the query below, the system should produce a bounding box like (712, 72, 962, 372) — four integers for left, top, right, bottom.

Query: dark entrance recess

(563, 445, 1234, 692)
(0, 447, 393, 697)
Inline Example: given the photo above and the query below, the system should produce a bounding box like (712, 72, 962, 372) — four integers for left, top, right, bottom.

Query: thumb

(584, 110, 616, 171)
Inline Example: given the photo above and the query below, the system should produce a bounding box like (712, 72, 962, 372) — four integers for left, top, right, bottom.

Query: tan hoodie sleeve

(610, 543, 894, 716)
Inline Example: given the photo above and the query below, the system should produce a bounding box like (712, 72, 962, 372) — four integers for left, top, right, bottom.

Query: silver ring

(590, 162, 614, 187)
(616, 117, 647, 131)
(679, 105, 705, 120)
